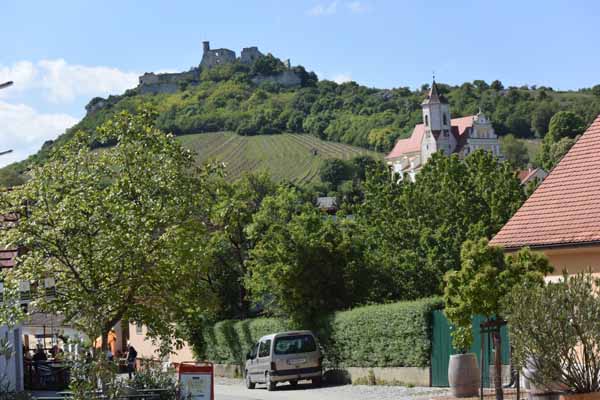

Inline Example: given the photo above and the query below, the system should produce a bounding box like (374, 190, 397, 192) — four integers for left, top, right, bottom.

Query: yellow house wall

(128, 323, 195, 364)
(540, 246, 600, 278)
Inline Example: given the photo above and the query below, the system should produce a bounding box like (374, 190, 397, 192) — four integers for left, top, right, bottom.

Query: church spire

(422, 79, 448, 105)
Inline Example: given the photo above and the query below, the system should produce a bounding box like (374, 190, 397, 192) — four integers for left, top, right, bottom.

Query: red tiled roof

(386, 116, 475, 160)
(490, 115, 600, 249)
(386, 124, 425, 159)
(452, 115, 475, 137)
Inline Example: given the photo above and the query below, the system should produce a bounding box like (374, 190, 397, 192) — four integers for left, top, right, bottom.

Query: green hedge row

(200, 297, 442, 368)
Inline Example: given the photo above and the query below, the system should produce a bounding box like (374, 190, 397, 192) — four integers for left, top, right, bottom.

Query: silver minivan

(244, 330, 323, 391)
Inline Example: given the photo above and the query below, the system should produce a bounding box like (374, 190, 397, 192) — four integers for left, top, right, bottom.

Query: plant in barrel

(444, 238, 552, 399)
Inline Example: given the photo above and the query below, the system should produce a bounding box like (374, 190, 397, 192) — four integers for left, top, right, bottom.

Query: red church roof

(386, 124, 425, 159)
(490, 115, 600, 250)
(386, 115, 476, 160)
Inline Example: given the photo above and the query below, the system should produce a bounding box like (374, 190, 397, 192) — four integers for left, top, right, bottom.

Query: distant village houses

(386, 80, 502, 181)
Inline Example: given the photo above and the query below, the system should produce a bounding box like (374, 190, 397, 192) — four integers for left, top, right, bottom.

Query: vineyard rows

(177, 132, 383, 184)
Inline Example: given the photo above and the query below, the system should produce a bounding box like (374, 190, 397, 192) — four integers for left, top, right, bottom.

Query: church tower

(421, 79, 455, 156)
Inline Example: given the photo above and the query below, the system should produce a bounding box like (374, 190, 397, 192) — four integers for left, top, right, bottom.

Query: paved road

(214, 379, 450, 400)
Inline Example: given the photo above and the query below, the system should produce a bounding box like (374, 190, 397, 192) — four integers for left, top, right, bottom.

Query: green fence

(431, 310, 510, 387)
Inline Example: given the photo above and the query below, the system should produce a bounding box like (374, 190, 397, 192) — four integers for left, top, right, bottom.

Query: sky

(1, 0, 599, 167)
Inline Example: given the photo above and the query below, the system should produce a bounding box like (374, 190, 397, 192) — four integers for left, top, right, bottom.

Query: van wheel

(289, 380, 298, 387)
(312, 376, 323, 388)
(266, 372, 276, 391)
(245, 371, 255, 389)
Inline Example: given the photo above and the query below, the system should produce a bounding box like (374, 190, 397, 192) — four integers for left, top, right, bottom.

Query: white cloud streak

(307, 1, 338, 16)
(333, 73, 353, 84)
(307, 1, 369, 16)
(347, 1, 368, 13)
(0, 101, 78, 168)
(0, 59, 139, 103)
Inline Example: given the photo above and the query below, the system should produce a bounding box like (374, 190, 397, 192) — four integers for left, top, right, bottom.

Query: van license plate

(288, 358, 306, 365)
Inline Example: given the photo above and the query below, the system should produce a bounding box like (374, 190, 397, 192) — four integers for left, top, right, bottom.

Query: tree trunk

(494, 330, 504, 400)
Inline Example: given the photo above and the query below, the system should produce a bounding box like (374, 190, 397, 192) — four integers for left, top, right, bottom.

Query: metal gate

(431, 310, 510, 387)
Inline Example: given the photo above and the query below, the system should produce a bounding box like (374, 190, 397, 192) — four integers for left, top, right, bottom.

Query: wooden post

(494, 329, 504, 400)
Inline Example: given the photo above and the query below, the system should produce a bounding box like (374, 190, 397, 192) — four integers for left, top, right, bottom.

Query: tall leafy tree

(536, 111, 585, 170)
(246, 187, 368, 326)
(355, 150, 524, 301)
(0, 109, 213, 350)
(499, 134, 529, 168)
(444, 238, 552, 400)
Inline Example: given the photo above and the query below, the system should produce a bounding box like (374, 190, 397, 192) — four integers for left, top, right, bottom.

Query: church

(386, 80, 501, 181)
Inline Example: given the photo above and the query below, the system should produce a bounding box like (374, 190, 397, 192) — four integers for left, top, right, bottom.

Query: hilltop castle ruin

(85, 41, 303, 113)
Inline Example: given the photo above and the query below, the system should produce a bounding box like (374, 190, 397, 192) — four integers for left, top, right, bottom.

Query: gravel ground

(215, 377, 452, 400)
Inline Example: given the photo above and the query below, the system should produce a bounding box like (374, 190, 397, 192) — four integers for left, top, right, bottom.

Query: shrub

(505, 273, 600, 394)
(323, 297, 443, 368)
(130, 365, 177, 400)
(200, 297, 442, 368)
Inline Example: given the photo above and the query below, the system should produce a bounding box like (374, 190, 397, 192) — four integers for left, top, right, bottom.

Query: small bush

(129, 365, 177, 400)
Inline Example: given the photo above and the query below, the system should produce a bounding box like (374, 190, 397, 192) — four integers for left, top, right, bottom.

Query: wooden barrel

(448, 353, 481, 397)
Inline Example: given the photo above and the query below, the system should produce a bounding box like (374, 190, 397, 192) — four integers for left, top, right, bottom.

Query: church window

(425, 115, 429, 127)
(443, 113, 448, 125)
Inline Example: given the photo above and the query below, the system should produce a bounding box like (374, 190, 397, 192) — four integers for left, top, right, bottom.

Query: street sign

(178, 361, 214, 400)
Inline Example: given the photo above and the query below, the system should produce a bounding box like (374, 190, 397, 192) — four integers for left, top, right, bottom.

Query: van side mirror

(246, 351, 252, 360)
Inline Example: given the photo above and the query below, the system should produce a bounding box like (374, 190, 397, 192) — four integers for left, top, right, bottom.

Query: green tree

(444, 239, 552, 399)
(530, 103, 557, 137)
(546, 110, 585, 142)
(536, 135, 577, 171)
(355, 150, 525, 302)
(0, 109, 212, 350)
(246, 187, 367, 326)
(319, 159, 350, 188)
(500, 134, 529, 168)
(592, 84, 600, 97)
(491, 80, 504, 91)
(251, 54, 286, 76)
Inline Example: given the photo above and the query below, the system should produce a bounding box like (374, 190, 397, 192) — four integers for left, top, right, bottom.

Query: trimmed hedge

(200, 297, 442, 368)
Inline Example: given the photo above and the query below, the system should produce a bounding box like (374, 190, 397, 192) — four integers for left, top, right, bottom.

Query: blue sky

(1, 0, 599, 167)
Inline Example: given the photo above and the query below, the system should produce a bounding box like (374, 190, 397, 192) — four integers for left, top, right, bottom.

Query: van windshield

(274, 335, 317, 355)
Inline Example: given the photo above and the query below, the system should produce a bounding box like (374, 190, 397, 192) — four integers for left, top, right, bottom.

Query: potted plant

(446, 326, 481, 398)
(444, 239, 552, 399)
(505, 273, 600, 400)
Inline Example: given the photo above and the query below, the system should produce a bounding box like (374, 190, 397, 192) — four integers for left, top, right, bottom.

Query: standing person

(126, 344, 138, 379)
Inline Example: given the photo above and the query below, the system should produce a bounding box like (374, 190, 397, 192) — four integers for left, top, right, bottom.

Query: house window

(425, 115, 429, 127)
(136, 324, 143, 335)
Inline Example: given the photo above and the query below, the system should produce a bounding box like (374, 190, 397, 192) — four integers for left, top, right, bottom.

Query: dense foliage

(354, 150, 525, 303)
(536, 111, 586, 170)
(443, 239, 552, 351)
(246, 187, 372, 326)
(0, 109, 216, 348)
(200, 298, 442, 369)
(505, 273, 600, 394)
(3, 56, 600, 187)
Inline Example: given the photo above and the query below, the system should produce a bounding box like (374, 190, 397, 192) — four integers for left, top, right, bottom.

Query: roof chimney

(203, 41, 210, 53)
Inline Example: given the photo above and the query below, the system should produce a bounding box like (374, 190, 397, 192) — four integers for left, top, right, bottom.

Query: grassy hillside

(179, 132, 382, 184)
(2, 54, 600, 188)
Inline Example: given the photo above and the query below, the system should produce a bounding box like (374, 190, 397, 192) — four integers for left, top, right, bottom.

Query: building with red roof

(386, 80, 501, 181)
(490, 115, 600, 278)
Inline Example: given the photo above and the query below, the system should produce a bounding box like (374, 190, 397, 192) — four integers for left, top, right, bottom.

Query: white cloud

(347, 1, 368, 13)
(333, 73, 353, 84)
(0, 101, 78, 168)
(0, 59, 139, 103)
(307, 1, 338, 16)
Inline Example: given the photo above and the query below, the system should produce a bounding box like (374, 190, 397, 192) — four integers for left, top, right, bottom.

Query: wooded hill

(2, 54, 600, 187)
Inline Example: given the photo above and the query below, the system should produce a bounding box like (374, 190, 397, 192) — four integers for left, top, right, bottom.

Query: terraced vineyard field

(178, 132, 383, 184)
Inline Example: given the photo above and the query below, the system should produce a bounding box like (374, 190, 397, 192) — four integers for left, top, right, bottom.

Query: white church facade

(386, 80, 501, 181)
